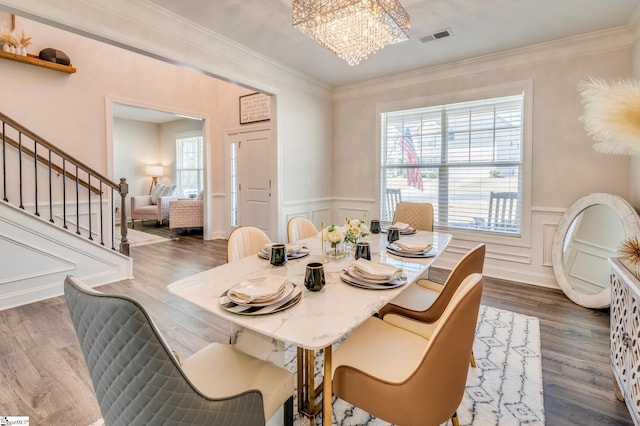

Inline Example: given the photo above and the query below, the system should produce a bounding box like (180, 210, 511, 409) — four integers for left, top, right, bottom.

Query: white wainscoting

(206, 192, 228, 240)
(326, 199, 565, 289)
(0, 202, 132, 310)
(280, 198, 334, 243)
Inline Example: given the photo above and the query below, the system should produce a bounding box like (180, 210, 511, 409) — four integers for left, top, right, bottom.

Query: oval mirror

(552, 193, 640, 308)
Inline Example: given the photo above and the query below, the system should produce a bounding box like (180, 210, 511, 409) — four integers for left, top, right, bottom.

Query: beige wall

(0, 2, 334, 241)
(331, 38, 634, 287)
(1, 0, 637, 287)
(113, 118, 160, 218)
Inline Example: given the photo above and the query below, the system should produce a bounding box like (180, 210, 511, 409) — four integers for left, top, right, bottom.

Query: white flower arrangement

(322, 217, 369, 249)
(322, 224, 345, 249)
(344, 217, 369, 245)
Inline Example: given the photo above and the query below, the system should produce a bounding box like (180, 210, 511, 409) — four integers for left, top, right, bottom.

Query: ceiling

(145, 0, 639, 87)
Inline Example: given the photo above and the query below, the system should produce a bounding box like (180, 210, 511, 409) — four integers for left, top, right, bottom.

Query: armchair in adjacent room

(130, 183, 177, 228)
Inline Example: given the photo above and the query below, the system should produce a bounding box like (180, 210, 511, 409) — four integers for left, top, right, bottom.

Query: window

(175, 134, 203, 198)
(380, 94, 524, 234)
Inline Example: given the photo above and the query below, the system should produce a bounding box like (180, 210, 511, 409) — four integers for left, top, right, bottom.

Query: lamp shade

(145, 165, 164, 177)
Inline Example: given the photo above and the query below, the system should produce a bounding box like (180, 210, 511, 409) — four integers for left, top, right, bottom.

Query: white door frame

(225, 124, 278, 240)
(105, 95, 211, 238)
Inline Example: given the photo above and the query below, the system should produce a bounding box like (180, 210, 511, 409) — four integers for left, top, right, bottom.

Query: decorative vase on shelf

(2, 44, 10, 53)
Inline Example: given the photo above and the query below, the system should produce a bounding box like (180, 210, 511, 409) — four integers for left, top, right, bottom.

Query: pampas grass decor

(579, 77, 640, 155)
(619, 236, 640, 280)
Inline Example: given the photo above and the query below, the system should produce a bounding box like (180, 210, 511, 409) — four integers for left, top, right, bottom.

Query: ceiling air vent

(419, 28, 452, 43)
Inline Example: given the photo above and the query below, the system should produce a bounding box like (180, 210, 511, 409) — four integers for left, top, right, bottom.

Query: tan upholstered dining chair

(287, 217, 319, 243)
(227, 226, 271, 262)
(64, 275, 294, 426)
(332, 273, 483, 426)
(379, 243, 486, 367)
(392, 201, 434, 231)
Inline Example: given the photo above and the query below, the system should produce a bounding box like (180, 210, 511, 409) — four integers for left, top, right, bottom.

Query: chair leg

(451, 411, 459, 426)
(470, 351, 477, 368)
(284, 395, 294, 426)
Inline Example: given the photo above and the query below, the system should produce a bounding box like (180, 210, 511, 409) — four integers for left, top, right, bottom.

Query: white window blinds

(175, 135, 203, 198)
(381, 94, 523, 234)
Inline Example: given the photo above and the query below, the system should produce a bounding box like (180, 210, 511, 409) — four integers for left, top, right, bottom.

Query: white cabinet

(610, 258, 640, 426)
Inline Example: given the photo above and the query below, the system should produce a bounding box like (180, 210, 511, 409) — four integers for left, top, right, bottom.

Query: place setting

(257, 242, 310, 261)
(386, 239, 435, 258)
(380, 221, 417, 235)
(340, 252, 408, 290)
(219, 274, 303, 315)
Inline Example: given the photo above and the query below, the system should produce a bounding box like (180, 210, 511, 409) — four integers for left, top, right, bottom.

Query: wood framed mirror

(552, 193, 640, 308)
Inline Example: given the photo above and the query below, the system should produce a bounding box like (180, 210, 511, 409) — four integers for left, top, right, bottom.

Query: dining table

(167, 229, 452, 426)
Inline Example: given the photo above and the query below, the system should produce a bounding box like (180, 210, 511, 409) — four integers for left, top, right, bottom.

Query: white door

(232, 129, 272, 236)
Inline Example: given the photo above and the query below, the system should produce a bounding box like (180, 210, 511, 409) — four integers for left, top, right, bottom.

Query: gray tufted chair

(64, 276, 294, 426)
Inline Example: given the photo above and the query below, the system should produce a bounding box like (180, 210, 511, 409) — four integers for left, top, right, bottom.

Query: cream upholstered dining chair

(332, 273, 483, 426)
(379, 243, 485, 367)
(287, 217, 319, 243)
(392, 201, 434, 231)
(64, 275, 294, 426)
(227, 226, 271, 262)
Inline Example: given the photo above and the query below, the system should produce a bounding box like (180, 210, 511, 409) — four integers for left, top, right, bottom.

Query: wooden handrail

(0, 111, 118, 191)
(0, 131, 102, 194)
(0, 111, 129, 255)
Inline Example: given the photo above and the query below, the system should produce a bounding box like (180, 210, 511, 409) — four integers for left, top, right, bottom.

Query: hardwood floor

(0, 229, 633, 425)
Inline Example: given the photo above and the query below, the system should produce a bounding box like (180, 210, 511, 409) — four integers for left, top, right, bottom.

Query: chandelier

(292, 0, 410, 66)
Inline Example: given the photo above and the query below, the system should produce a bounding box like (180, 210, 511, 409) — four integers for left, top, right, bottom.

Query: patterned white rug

(89, 306, 543, 426)
(114, 228, 170, 247)
(285, 305, 544, 426)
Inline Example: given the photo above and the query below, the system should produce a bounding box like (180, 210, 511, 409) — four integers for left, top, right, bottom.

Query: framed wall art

(239, 92, 270, 124)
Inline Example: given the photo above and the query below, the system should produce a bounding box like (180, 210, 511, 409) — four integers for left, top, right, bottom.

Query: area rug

(88, 306, 543, 426)
(284, 305, 544, 426)
(114, 228, 170, 247)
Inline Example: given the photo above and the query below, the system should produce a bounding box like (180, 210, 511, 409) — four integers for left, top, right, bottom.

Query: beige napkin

(393, 240, 432, 254)
(353, 258, 403, 281)
(390, 222, 411, 231)
(260, 243, 304, 255)
(228, 275, 287, 303)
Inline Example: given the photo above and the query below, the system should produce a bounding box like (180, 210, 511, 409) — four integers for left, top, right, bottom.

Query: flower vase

(325, 241, 346, 260)
(344, 241, 353, 256)
(2, 44, 10, 53)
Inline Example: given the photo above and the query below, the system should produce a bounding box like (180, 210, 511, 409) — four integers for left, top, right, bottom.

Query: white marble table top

(168, 231, 452, 350)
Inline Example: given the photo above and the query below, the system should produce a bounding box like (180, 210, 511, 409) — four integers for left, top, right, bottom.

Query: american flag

(399, 128, 424, 191)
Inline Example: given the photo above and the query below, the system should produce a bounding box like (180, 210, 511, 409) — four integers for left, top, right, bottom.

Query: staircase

(0, 112, 133, 310)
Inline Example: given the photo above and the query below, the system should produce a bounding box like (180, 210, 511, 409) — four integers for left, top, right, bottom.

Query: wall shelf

(0, 50, 76, 74)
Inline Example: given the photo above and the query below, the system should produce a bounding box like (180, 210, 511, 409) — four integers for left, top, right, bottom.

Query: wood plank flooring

(0, 225, 633, 425)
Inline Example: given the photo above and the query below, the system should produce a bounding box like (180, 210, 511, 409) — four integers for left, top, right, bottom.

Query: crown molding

(0, 0, 333, 98)
(334, 26, 635, 100)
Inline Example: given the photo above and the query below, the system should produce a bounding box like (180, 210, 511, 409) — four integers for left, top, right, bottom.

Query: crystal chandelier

(292, 0, 410, 66)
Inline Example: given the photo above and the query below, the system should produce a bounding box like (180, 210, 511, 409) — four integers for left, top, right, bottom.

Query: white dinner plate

(219, 285, 302, 315)
(226, 280, 295, 306)
(386, 244, 436, 258)
(381, 227, 416, 235)
(258, 249, 310, 260)
(346, 265, 401, 284)
(339, 270, 407, 290)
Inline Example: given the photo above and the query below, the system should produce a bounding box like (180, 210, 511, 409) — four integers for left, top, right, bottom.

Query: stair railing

(0, 111, 130, 255)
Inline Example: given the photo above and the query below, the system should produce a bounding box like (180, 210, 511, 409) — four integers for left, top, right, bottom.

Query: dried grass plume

(619, 236, 640, 265)
(579, 77, 640, 155)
